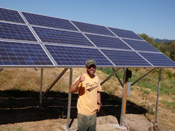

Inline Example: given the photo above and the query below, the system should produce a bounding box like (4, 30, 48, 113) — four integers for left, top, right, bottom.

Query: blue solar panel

(0, 41, 53, 66)
(108, 27, 143, 40)
(0, 22, 37, 41)
(72, 21, 115, 36)
(45, 45, 113, 66)
(0, 8, 25, 23)
(86, 34, 131, 50)
(122, 39, 159, 52)
(22, 12, 78, 31)
(0, 7, 174, 68)
(101, 49, 151, 67)
(139, 52, 175, 67)
(33, 27, 93, 46)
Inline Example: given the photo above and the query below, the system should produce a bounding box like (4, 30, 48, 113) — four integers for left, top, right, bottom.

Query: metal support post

(155, 68, 162, 124)
(120, 68, 127, 126)
(39, 68, 43, 108)
(120, 68, 130, 130)
(67, 68, 73, 130)
(122, 69, 129, 117)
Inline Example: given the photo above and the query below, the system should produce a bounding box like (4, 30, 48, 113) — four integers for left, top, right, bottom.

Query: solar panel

(22, 12, 78, 31)
(86, 34, 131, 50)
(0, 41, 54, 67)
(72, 21, 115, 36)
(0, 7, 175, 68)
(139, 52, 175, 67)
(108, 27, 143, 40)
(0, 8, 25, 23)
(33, 27, 93, 46)
(101, 49, 151, 67)
(45, 44, 113, 67)
(122, 39, 159, 52)
(0, 22, 37, 41)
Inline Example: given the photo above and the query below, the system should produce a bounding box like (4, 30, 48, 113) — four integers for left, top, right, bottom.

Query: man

(69, 59, 102, 131)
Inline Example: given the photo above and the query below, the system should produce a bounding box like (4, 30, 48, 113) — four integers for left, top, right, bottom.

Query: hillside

(154, 38, 175, 43)
(0, 68, 175, 131)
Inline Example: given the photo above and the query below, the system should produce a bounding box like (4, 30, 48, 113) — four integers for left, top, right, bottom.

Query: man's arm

(97, 91, 101, 112)
(69, 74, 85, 94)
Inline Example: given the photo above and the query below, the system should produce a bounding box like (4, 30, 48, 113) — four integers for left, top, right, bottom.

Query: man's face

(86, 64, 96, 76)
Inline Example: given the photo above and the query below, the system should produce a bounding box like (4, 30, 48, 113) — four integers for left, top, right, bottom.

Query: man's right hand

(79, 74, 85, 82)
(70, 74, 85, 94)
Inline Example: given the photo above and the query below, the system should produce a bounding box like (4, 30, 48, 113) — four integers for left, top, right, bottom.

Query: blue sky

(1, 0, 175, 40)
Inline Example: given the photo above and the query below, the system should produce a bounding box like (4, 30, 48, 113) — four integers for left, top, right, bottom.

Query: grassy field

(0, 68, 175, 130)
(98, 67, 175, 112)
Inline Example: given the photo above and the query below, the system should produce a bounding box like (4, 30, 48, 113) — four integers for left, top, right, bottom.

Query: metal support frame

(119, 68, 162, 128)
(39, 68, 43, 108)
(67, 68, 73, 130)
(100, 68, 121, 86)
(155, 68, 162, 125)
(112, 68, 123, 87)
(42, 68, 68, 98)
(131, 68, 156, 86)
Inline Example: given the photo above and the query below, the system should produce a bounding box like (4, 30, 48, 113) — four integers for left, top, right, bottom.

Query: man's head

(86, 59, 96, 77)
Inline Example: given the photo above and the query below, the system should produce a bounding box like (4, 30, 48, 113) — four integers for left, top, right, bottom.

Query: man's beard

(87, 69, 96, 76)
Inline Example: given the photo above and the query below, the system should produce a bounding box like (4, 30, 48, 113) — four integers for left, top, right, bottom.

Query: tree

(139, 33, 154, 45)
(168, 41, 175, 61)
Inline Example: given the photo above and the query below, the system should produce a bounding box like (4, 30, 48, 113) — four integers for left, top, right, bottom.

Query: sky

(1, 0, 175, 40)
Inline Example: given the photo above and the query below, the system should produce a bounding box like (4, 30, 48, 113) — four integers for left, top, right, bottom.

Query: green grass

(97, 68, 123, 79)
(6, 126, 28, 131)
(102, 85, 114, 95)
(142, 90, 150, 95)
(162, 100, 175, 112)
(165, 71, 175, 79)
(97, 68, 175, 96)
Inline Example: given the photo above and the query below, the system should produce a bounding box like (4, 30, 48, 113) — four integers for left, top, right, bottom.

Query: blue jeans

(78, 113, 96, 131)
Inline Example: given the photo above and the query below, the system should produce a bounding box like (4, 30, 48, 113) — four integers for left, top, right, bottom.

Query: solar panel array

(0, 7, 175, 68)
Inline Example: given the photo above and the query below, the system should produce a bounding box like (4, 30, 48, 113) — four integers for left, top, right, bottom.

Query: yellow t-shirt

(75, 73, 101, 116)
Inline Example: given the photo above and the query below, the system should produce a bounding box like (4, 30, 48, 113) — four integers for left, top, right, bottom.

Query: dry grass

(0, 68, 175, 130)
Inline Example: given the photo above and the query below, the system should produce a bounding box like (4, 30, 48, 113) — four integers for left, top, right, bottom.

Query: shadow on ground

(0, 90, 148, 125)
